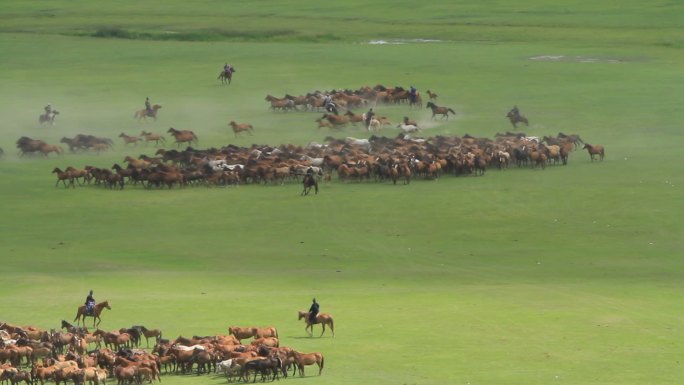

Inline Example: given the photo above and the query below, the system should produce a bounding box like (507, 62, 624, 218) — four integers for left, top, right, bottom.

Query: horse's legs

(319, 324, 326, 337)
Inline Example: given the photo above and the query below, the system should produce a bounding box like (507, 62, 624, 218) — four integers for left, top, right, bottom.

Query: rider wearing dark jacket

(85, 290, 95, 314)
(308, 298, 320, 324)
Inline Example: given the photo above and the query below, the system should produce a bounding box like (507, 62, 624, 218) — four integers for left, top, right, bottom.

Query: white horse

(300, 155, 325, 167)
(397, 124, 420, 134)
(345, 137, 372, 152)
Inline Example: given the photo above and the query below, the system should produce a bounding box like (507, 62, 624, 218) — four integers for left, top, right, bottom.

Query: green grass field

(1, 1, 683, 384)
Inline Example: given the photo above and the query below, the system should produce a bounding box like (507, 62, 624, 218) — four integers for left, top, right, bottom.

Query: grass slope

(0, 1, 683, 384)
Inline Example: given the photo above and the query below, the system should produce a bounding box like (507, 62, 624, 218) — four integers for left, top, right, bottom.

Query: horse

(265, 95, 296, 112)
(134, 104, 162, 121)
(289, 351, 324, 377)
(138, 326, 162, 347)
(39, 144, 63, 157)
(426, 90, 438, 100)
(52, 168, 75, 189)
(409, 92, 423, 108)
(140, 131, 166, 146)
(229, 121, 254, 137)
(39, 110, 59, 126)
(426, 102, 456, 120)
(506, 109, 529, 128)
(74, 300, 111, 328)
(301, 174, 318, 196)
(118, 133, 142, 146)
(320, 113, 348, 129)
(297, 311, 334, 337)
(167, 127, 198, 147)
(582, 143, 605, 161)
(217, 67, 235, 85)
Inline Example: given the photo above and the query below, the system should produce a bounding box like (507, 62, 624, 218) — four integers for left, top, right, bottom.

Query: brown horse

(118, 133, 142, 146)
(167, 127, 198, 147)
(229, 121, 254, 137)
(289, 351, 324, 376)
(265, 95, 296, 112)
(583, 143, 605, 161)
(74, 300, 111, 328)
(301, 174, 318, 196)
(140, 131, 167, 146)
(506, 109, 529, 128)
(321, 113, 348, 128)
(297, 311, 334, 337)
(426, 102, 456, 120)
(39, 144, 63, 157)
(426, 90, 438, 100)
(52, 168, 75, 189)
(134, 104, 162, 121)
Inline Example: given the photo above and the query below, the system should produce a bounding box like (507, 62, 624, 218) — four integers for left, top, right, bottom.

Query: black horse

(301, 174, 318, 195)
(506, 108, 529, 128)
(217, 67, 235, 85)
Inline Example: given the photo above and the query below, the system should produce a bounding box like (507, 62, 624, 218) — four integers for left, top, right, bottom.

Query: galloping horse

(167, 127, 198, 147)
(134, 104, 162, 121)
(217, 67, 235, 85)
(506, 109, 529, 128)
(74, 300, 111, 328)
(39, 110, 59, 126)
(301, 174, 318, 196)
(229, 121, 254, 137)
(297, 311, 334, 337)
(426, 102, 456, 120)
(582, 143, 605, 161)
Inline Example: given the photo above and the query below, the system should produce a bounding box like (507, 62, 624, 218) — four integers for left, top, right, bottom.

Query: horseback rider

(323, 94, 338, 115)
(365, 107, 375, 129)
(44, 104, 53, 115)
(511, 105, 520, 117)
(85, 290, 96, 315)
(305, 166, 316, 183)
(223, 63, 234, 74)
(409, 86, 417, 103)
(308, 298, 320, 324)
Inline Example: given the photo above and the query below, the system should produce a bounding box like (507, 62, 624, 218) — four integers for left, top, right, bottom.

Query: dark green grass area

(1, 1, 684, 384)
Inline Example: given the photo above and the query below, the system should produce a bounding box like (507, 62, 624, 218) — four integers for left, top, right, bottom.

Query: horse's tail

(320, 355, 324, 372)
(329, 317, 334, 333)
(448, 108, 456, 115)
(314, 181, 319, 194)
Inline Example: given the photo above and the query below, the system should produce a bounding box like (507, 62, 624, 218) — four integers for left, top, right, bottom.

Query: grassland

(0, 1, 683, 384)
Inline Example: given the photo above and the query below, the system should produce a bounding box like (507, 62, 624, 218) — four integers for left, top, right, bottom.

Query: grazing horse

(74, 300, 111, 328)
(134, 104, 162, 121)
(426, 102, 456, 120)
(217, 67, 235, 85)
(289, 351, 324, 377)
(297, 311, 334, 337)
(167, 127, 198, 147)
(582, 143, 605, 161)
(301, 174, 318, 196)
(229, 121, 254, 137)
(39, 110, 59, 126)
(506, 109, 529, 128)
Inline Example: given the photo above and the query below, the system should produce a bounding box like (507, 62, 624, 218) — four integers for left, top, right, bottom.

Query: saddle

(85, 302, 95, 316)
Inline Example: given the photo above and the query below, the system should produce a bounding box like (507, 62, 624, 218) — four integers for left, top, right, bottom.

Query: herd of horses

(43, 130, 598, 192)
(0, 305, 330, 385)
(264, 84, 426, 114)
